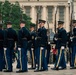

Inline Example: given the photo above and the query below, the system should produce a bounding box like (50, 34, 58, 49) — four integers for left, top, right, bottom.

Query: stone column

(31, 6, 35, 23)
(42, 5, 47, 20)
(65, 5, 70, 32)
(42, 5, 47, 28)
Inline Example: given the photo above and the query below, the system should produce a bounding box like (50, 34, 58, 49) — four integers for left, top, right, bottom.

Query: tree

(0, 0, 32, 31)
(0, 1, 3, 23)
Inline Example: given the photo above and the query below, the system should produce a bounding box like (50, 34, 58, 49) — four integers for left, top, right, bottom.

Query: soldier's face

(38, 23, 41, 28)
(20, 23, 25, 28)
(41, 22, 44, 27)
(30, 27, 34, 31)
(7, 25, 12, 28)
(58, 24, 63, 28)
(73, 23, 76, 27)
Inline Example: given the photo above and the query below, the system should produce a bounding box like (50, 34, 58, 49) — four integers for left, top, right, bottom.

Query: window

(25, 6, 31, 17)
(59, 6, 65, 21)
(47, 6, 53, 23)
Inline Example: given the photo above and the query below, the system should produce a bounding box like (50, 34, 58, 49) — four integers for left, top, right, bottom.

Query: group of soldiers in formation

(0, 19, 76, 73)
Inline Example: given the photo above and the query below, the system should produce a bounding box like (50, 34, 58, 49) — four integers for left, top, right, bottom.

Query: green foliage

(0, 0, 32, 31)
(0, 2, 3, 21)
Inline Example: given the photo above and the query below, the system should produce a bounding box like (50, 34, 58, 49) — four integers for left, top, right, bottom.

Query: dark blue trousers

(35, 47, 47, 70)
(20, 48, 28, 71)
(5, 48, 13, 71)
(55, 49, 66, 68)
(46, 49, 50, 64)
(16, 50, 20, 69)
(29, 48, 35, 68)
(41, 47, 48, 70)
(18, 40, 28, 71)
(71, 46, 76, 67)
(0, 48, 4, 71)
(35, 47, 40, 69)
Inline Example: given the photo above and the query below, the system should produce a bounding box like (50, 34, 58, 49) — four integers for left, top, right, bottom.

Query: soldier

(17, 20, 30, 73)
(67, 31, 73, 66)
(51, 21, 67, 70)
(34, 22, 41, 71)
(29, 23, 36, 69)
(3, 21, 17, 72)
(34, 19, 48, 72)
(46, 37, 51, 65)
(0, 23, 4, 71)
(70, 20, 76, 69)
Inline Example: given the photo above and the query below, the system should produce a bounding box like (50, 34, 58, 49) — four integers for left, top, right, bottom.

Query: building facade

(1, 0, 76, 33)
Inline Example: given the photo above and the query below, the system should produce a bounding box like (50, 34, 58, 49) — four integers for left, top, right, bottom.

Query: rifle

(46, 18, 51, 64)
(46, 18, 50, 42)
(69, 0, 74, 36)
(36, 6, 41, 32)
(36, 10, 39, 32)
(68, 0, 74, 65)
(35, 0, 40, 31)
(54, 7, 57, 34)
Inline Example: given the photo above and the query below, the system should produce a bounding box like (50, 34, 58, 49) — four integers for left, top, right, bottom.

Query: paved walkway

(0, 62, 76, 75)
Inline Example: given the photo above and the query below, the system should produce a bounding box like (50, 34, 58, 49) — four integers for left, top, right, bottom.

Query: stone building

(1, 0, 76, 33)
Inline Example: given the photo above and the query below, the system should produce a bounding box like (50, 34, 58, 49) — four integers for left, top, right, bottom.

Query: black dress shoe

(16, 70, 28, 73)
(59, 67, 66, 70)
(34, 69, 43, 72)
(29, 67, 35, 70)
(42, 69, 48, 71)
(51, 67, 59, 70)
(4, 70, 12, 72)
(32, 67, 35, 69)
(70, 67, 76, 69)
(34, 70, 39, 72)
(0, 70, 2, 72)
(61, 67, 66, 70)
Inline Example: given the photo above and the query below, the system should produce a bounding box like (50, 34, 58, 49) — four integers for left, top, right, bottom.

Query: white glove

(41, 47, 44, 50)
(61, 46, 65, 50)
(31, 48, 34, 51)
(70, 37, 73, 39)
(4, 48, 7, 51)
(35, 37, 37, 40)
(48, 42, 50, 44)
(54, 38, 57, 41)
(18, 48, 21, 51)
(70, 37, 73, 41)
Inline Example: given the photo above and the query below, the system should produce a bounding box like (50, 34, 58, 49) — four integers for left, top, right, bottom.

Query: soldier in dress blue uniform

(70, 20, 76, 69)
(3, 21, 17, 72)
(0, 23, 4, 71)
(29, 23, 36, 69)
(67, 31, 73, 66)
(17, 20, 30, 73)
(34, 22, 41, 71)
(34, 19, 48, 72)
(46, 39, 51, 65)
(51, 21, 67, 70)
